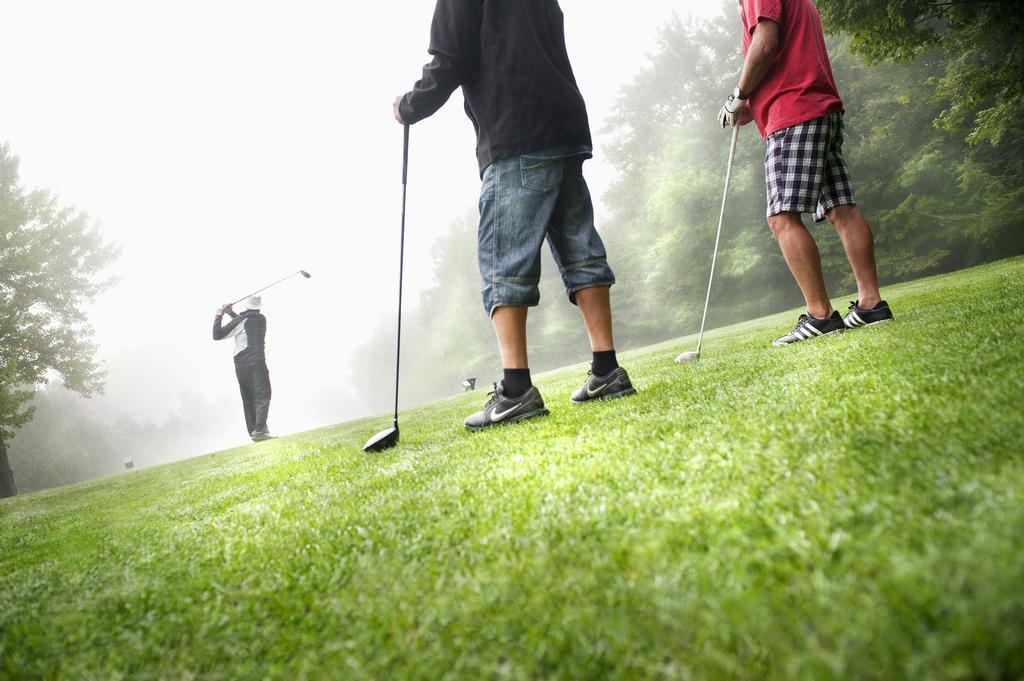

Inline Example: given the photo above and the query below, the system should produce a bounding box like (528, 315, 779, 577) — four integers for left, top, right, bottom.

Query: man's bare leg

(569, 284, 635, 400)
(769, 212, 833, 319)
(574, 285, 614, 352)
(491, 306, 529, 369)
(462, 304, 548, 431)
(826, 204, 882, 309)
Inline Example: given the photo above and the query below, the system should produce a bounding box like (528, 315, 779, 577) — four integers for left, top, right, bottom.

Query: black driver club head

(363, 425, 399, 452)
(300, 270, 312, 278)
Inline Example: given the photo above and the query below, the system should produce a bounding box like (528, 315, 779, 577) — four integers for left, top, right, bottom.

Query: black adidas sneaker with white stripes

(844, 300, 894, 329)
(773, 310, 846, 346)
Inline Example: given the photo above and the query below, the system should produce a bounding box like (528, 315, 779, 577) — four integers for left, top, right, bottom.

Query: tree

(815, 0, 1024, 148)
(0, 143, 118, 498)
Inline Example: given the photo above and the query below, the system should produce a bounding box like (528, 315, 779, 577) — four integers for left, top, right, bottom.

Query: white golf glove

(718, 88, 749, 128)
(215, 306, 225, 315)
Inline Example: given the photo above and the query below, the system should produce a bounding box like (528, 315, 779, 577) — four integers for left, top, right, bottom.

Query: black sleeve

(213, 312, 244, 341)
(399, 0, 482, 124)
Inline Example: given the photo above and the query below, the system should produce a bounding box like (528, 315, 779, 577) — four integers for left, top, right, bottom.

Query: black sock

(502, 368, 532, 399)
(592, 350, 618, 377)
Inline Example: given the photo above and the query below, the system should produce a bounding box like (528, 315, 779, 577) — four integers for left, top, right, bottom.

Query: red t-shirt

(741, 0, 844, 138)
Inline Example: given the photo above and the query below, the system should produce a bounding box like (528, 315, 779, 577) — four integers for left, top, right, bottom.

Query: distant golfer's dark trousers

(235, 360, 271, 434)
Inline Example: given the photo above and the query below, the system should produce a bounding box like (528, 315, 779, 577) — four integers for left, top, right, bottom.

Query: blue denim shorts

(478, 150, 615, 316)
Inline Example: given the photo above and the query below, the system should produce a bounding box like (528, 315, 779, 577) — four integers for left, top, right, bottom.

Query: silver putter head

(675, 350, 700, 363)
(363, 425, 399, 452)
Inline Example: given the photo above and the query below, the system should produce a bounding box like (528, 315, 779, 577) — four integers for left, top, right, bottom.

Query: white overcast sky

(1, 1, 726, 439)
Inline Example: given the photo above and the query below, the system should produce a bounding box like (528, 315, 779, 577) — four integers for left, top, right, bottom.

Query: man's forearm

(737, 22, 780, 97)
(213, 312, 242, 340)
(400, 56, 463, 124)
(399, 0, 481, 125)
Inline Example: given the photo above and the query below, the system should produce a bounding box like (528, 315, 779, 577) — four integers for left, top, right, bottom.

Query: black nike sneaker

(250, 429, 275, 442)
(571, 366, 637, 404)
(464, 382, 549, 432)
(773, 310, 846, 346)
(843, 300, 894, 329)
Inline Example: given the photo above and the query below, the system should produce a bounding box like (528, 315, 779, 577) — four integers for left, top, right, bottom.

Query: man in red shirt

(720, 0, 894, 345)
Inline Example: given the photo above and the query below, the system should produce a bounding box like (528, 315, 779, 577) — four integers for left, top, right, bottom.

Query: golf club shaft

(231, 271, 305, 307)
(393, 124, 409, 427)
(694, 125, 741, 356)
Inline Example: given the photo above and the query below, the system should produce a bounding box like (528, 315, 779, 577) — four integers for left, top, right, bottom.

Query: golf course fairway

(2, 258, 1022, 680)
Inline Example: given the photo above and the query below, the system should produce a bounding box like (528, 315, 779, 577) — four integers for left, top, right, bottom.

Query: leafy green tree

(815, 0, 1024, 148)
(0, 143, 118, 497)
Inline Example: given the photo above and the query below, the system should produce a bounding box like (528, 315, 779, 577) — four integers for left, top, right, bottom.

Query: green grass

(2, 259, 1023, 680)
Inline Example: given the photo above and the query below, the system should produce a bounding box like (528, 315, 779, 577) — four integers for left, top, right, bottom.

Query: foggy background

(1, 1, 722, 476)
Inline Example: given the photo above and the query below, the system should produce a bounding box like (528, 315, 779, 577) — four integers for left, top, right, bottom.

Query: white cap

(246, 295, 262, 310)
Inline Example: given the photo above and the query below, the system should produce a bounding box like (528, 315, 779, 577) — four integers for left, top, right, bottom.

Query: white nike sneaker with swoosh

(464, 382, 549, 432)
(571, 366, 637, 404)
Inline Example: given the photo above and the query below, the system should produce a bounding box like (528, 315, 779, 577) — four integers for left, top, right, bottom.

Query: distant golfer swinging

(213, 296, 273, 442)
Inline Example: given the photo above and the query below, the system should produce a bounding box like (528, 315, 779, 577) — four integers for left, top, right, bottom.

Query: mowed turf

(2, 259, 1023, 680)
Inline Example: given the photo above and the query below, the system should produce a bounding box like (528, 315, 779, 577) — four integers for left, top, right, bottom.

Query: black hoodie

(399, 0, 592, 174)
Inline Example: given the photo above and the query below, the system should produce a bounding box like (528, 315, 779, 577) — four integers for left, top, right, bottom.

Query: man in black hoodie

(395, 0, 635, 432)
(213, 295, 273, 442)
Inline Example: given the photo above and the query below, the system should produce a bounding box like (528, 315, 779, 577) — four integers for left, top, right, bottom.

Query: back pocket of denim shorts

(521, 157, 563, 192)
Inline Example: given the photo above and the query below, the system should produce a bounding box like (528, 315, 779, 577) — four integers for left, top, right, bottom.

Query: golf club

(676, 124, 741, 363)
(230, 270, 312, 307)
(363, 125, 410, 453)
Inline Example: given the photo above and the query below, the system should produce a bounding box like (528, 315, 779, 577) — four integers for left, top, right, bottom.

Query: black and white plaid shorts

(764, 112, 856, 223)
